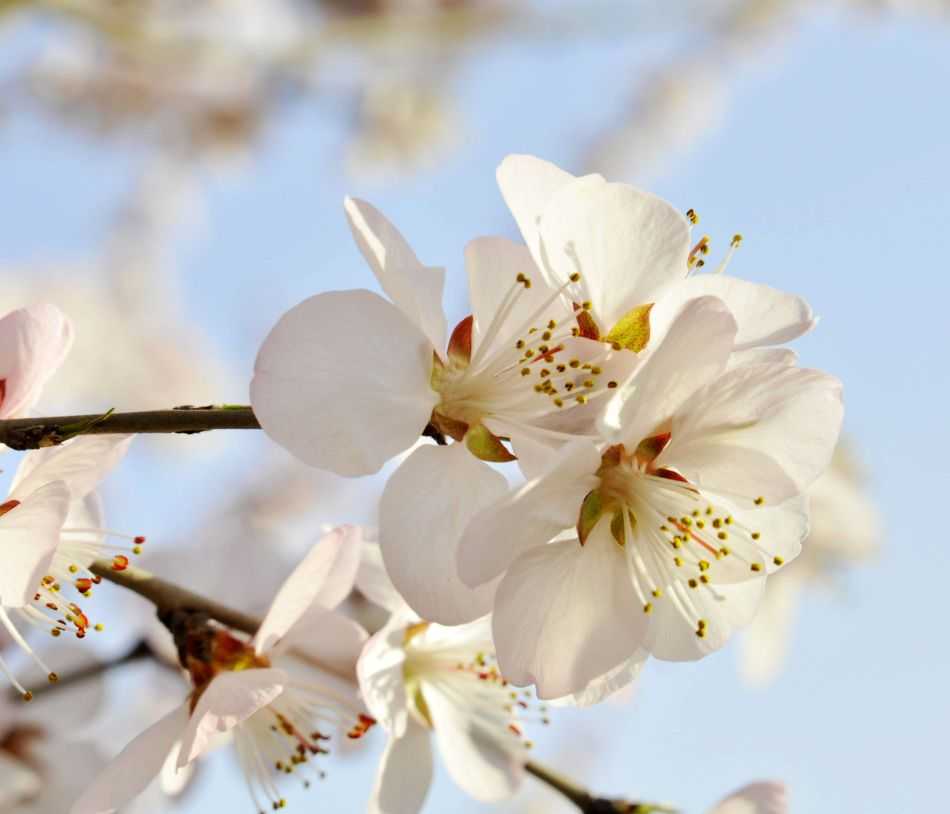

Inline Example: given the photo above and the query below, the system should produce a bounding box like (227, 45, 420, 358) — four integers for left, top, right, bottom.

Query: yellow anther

(516, 339, 525, 349)
(698, 560, 710, 571)
(553, 399, 564, 408)
(754, 496, 765, 506)
(717, 531, 728, 541)
(547, 320, 557, 329)
(712, 518, 722, 529)
(68, 565, 78, 574)
(643, 603, 653, 614)
(542, 331, 552, 341)
(686, 208, 699, 224)
(556, 364, 566, 372)
(674, 557, 684, 567)
(724, 516, 733, 525)
(94, 623, 105, 632)
(697, 619, 707, 629)
(569, 272, 581, 282)
(695, 628, 706, 639)
(652, 588, 662, 598)
(575, 395, 587, 404)
(700, 574, 710, 584)
(688, 578, 699, 589)
(583, 379, 594, 388)
(48, 672, 59, 683)
(751, 532, 761, 540)
(773, 556, 785, 566)
(731, 234, 743, 247)
(521, 368, 531, 376)
(569, 359, 580, 368)
(581, 300, 592, 310)
(750, 563, 763, 572)
(591, 366, 602, 375)
(607, 380, 618, 388)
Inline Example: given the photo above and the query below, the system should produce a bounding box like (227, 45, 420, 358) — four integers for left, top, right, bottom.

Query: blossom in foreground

(72, 526, 371, 814)
(0, 304, 73, 420)
(355, 543, 541, 814)
(707, 782, 787, 814)
(739, 443, 881, 686)
(436, 297, 844, 699)
(0, 436, 142, 698)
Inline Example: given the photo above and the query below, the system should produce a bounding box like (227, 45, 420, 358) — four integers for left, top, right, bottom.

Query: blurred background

(0, 0, 948, 811)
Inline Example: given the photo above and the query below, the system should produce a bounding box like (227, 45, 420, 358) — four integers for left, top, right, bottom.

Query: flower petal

(177, 669, 287, 768)
(458, 439, 601, 589)
(492, 525, 649, 699)
(254, 525, 362, 655)
(0, 304, 73, 419)
(357, 539, 411, 616)
(661, 363, 844, 503)
(647, 576, 766, 662)
(369, 719, 434, 814)
(496, 154, 579, 257)
(344, 197, 447, 351)
(600, 295, 737, 450)
(653, 274, 815, 352)
(0, 751, 40, 808)
(71, 702, 189, 814)
(0, 480, 70, 607)
(379, 443, 507, 625)
(707, 781, 788, 814)
(276, 607, 368, 680)
(10, 435, 133, 503)
(357, 616, 410, 736)
(738, 572, 804, 688)
(537, 174, 691, 330)
(423, 682, 523, 802)
(547, 649, 647, 708)
(251, 290, 438, 476)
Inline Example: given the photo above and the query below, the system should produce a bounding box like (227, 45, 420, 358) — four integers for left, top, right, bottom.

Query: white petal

(464, 236, 569, 359)
(423, 682, 523, 802)
(547, 649, 647, 708)
(71, 702, 189, 814)
(276, 607, 368, 679)
(357, 617, 410, 736)
(0, 751, 40, 808)
(653, 275, 814, 353)
(492, 525, 649, 699)
(707, 781, 788, 814)
(537, 174, 691, 330)
(177, 669, 287, 767)
(368, 720, 434, 814)
(0, 304, 73, 419)
(10, 435, 133, 503)
(496, 154, 579, 258)
(251, 290, 438, 476)
(345, 197, 447, 351)
(0, 480, 70, 607)
(254, 525, 362, 654)
(648, 577, 766, 662)
(600, 295, 737, 449)
(379, 443, 507, 625)
(726, 347, 798, 369)
(661, 363, 844, 503)
(357, 540, 411, 616)
(737, 571, 803, 688)
(458, 439, 601, 589)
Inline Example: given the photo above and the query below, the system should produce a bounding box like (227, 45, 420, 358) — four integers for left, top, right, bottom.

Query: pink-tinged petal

(496, 154, 579, 258)
(738, 572, 804, 688)
(464, 236, 569, 360)
(71, 702, 189, 814)
(177, 669, 287, 768)
(254, 525, 362, 655)
(708, 781, 788, 814)
(0, 304, 73, 419)
(357, 617, 410, 736)
(458, 439, 601, 589)
(251, 289, 439, 477)
(0, 481, 70, 607)
(357, 540, 410, 616)
(492, 525, 648, 700)
(277, 607, 368, 680)
(653, 275, 815, 353)
(10, 435, 133, 503)
(423, 682, 523, 802)
(601, 296, 737, 449)
(548, 650, 647, 708)
(648, 576, 765, 662)
(661, 363, 844, 503)
(537, 174, 691, 330)
(344, 197, 447, 351)
(380, 443, 507, 625)
(369, 719, 434, 814)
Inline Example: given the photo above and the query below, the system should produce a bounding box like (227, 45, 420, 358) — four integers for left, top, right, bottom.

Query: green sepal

(577, 489, 605, 546)
(465, 422, 517, 463)
(605, 303, 653, 352)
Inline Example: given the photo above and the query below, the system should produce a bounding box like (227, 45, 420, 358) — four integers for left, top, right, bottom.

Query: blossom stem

(0, 406, 448, 450)
(525, 761, 678, 814)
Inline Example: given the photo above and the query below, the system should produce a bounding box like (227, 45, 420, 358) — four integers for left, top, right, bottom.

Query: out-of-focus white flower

(72, 526, 371, 814)
(739, 444, 881, 686)
(707, 781, 787, 814)
(0, 436, 143, 698)
(0, 304, 73, 421)
(356, 542, 540, 814)
(449, 298, 842, 700)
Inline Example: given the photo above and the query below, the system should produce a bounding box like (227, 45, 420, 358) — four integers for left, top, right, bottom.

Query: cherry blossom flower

(71, 526, 371, 814)
(355, 542, 541, 814)
(441, 296, 843, 699)
(739, 443, 882, 686)
(708, 781, 787, 814)
(0, 436, 143, 699)
(0, 304, 73, 421)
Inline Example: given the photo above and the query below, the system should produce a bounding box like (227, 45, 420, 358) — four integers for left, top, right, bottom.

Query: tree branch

(0, 405, 260, 450)
(525, 761, 676, 813)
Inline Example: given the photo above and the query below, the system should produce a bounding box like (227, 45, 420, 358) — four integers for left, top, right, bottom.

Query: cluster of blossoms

(0, 154, 840, 813)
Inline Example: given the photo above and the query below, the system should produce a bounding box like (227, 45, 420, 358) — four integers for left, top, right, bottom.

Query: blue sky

(1, 6, 948, 813)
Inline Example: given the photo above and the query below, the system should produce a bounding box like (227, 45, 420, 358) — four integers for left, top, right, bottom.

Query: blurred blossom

(739, 442, 882, 686)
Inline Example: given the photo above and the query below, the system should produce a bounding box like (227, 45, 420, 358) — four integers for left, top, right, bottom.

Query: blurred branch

(0, 406, 260, 449)
(526, 761, 677, 813)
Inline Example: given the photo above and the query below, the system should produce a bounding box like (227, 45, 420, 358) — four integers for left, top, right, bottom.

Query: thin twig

(0, 406, 261, 450)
